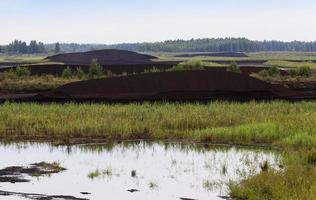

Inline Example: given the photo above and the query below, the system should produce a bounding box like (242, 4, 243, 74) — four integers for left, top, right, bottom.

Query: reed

(0, 101, 314, 149)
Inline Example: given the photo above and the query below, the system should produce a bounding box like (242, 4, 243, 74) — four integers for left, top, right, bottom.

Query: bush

(289, 66, 311, 77)
(227, 62, 240, 73)
(104, 70, 113, 77)
(88, 59, 103, 78)
(258, 66, 280, 78)
(75, 67, 86, 79)
(144, 67, 162, 73)
(168, 60, 205, 71)
(15, 66, 31, 77)
(62, 66, 73, 78)
(268, 66, 280, 76)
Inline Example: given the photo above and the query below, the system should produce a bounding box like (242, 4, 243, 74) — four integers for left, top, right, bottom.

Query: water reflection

(0, 141, 281, 200)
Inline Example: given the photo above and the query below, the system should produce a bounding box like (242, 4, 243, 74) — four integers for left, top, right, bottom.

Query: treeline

(1, 38, 316, 54)
(110, 38, 316, 52)
(0, 40, 46, 54)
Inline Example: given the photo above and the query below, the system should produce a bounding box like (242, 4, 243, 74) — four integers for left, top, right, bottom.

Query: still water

(0, 141, 281, 200)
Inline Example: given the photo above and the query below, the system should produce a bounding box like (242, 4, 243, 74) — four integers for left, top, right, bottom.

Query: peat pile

(175, 52, 248, 58)
(46, 49, 157, 65)
(38, 70, 296, 101)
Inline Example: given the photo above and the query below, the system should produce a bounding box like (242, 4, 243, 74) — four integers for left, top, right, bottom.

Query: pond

(0, 141, 281, 200)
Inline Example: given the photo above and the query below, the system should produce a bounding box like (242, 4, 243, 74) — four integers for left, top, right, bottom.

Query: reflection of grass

(88, 167, 112, 179)
(131, 170, 137, 178)
(149, 181, 158, 189)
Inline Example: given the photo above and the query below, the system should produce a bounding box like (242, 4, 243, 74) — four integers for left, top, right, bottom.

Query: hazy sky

(1, 0, 316, 44)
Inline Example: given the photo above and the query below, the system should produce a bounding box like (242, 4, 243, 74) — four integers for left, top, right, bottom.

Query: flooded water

(0, 142, 281, 200)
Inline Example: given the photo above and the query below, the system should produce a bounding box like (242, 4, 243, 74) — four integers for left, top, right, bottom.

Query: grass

(0, 54, 47, 63)
(0, 101, 314, 148)
(229, 152, 316, 200)
(153, 52, 316, 62)
(0, 74, 80, 92)
(265, 60, 316, 69)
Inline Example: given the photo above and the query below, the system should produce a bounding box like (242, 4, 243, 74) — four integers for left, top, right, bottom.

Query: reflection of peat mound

(46, 49, 157, 65)
(40, 70, 297, 101)
(175, 52, 248, 58)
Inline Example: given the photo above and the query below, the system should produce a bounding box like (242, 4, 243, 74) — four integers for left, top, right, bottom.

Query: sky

(1, 0, 316, 44)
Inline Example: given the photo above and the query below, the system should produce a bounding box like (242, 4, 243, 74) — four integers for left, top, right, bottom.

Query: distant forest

(1, 38, 316, 54)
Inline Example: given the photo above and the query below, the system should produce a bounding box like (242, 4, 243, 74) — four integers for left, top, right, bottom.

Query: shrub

(75, 67, 86, 79)
(62, 66, 73, 78)
(168, 60, 205, 71)
(88, 59, 103, 78)
(144, 67, 161, 73)
(297, 66, 311, 77)
(104, 70, 113, 77)
(258, 66, 280, 78)
(268, 66, 280, 77)
(289, 66, 311, 77)
(227, 62, 240, 73)
(15, 66, 31, 77)
(258, 69, 269, 78)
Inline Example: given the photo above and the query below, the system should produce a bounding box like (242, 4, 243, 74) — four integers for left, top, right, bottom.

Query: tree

(37, 42, 46, 53)
(55, 42, 61, 54)
(62, 66, 73, 78)
(75, 67, 86, 79)
(28, 40, 38, 54)
(88, 59, 103, 78)
(20, 42, 28, 53)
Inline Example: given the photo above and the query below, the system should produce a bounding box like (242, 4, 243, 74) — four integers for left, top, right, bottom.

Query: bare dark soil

(36, 70, 301, 101)
(0, 162, 66, 183)
(46, 49, 157, 65)
(0, 190, 88, 200)
(175, 52, 248, 57)
(0, 70, 314, 102)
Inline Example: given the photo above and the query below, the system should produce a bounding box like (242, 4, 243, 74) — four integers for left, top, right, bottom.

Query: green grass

(0, 75, 80, 92)
(248, 52, 316, 61)
(153, 52, 316, 62)
(0, 101, 314, 148)
(265, 60, 316, 69)
(0, 54, 47, 63)
(229, 151, 316, 200)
